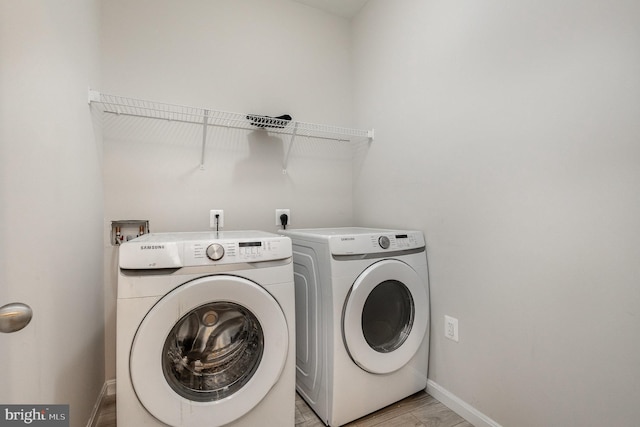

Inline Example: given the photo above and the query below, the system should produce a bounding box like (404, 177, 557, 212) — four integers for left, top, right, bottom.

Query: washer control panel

(185, 237, 289, 265)
(119, 231, 292, 269)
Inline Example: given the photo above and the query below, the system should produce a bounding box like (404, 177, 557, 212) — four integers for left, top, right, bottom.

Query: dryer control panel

(326, 229, 425, 256)
(281, 227, 425, 256)
(119, 231, 292, 269)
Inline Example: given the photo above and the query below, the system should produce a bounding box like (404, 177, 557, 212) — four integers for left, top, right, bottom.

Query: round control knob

(206, 243, 225, 261)
(378, 236, 390, 249)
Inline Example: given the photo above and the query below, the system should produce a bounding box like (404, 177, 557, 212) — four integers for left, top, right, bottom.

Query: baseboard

(86, 380, 116, 427)
(105, 379, 116, 395)
(426, 380, 502, 427)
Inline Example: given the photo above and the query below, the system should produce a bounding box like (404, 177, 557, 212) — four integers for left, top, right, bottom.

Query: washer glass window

(361, 280, 414, 353)
(162, 302, 264, 402)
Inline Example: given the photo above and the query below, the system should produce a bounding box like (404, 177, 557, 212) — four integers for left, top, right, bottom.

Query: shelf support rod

(282, 122, 299, 174)
(200, 109, 209, 170)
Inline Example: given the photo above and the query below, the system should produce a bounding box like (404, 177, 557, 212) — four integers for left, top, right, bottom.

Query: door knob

(0, 303, 33, 333)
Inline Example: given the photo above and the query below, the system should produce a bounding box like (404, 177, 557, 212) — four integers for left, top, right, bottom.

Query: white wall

(100, 0, 356, 379)
(352, 1, 640, 426)
(0, 1, 104, 426)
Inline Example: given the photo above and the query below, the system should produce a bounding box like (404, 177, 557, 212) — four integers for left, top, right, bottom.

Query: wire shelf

(89, 90, 373, 171)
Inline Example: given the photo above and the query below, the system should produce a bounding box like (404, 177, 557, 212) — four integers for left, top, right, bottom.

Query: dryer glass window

(162, 302, 264, 402)
(362, 280, 414, 353)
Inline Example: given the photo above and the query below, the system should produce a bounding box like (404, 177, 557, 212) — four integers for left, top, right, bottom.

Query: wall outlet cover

(445, 315, 459, 342)
(210, 210, 224, 229)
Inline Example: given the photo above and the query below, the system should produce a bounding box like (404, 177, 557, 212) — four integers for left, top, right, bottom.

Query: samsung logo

(341, 237, 355, 241)
(140, 245, 165, 250)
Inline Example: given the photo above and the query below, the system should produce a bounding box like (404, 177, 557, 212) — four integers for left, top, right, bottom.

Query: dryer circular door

(130, 275, 289, 427)
(343, 259, 428, 374)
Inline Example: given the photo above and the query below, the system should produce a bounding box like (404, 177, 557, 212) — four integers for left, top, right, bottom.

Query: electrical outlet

(209, 210, 224, 229)
(444, 315, 459, 342)
(275, 209, 291, 227)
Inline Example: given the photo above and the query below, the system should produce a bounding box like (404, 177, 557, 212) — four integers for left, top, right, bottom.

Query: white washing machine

(280, 227, 429, 426)
(116, 231, 295, 427)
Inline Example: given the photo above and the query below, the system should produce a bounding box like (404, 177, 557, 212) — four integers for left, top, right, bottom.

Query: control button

(206, 243, 225, 261)
(378, 236, 390, 249)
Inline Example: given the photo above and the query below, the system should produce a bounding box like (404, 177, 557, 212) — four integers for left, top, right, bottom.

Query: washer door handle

(0, 303, 33, 333)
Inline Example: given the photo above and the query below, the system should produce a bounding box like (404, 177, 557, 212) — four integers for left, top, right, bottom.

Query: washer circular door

(343, 259, 428, 374)
(130, 275, 289, 427)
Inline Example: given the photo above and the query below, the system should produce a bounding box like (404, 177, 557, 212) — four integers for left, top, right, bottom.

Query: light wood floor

(95, 391, 473, 427)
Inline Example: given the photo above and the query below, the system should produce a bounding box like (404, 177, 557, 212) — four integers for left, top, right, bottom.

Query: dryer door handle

(0, 303, 33, 333)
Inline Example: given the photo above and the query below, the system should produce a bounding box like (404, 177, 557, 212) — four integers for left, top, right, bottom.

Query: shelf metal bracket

(282, 122, 299, 174)
(88, 88, 101, 104)
(200, 110, 209, 170)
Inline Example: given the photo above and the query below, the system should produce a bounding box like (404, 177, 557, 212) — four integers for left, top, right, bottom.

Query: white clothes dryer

(280, 227, 429, 426)
(116, 231, 295, 427)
